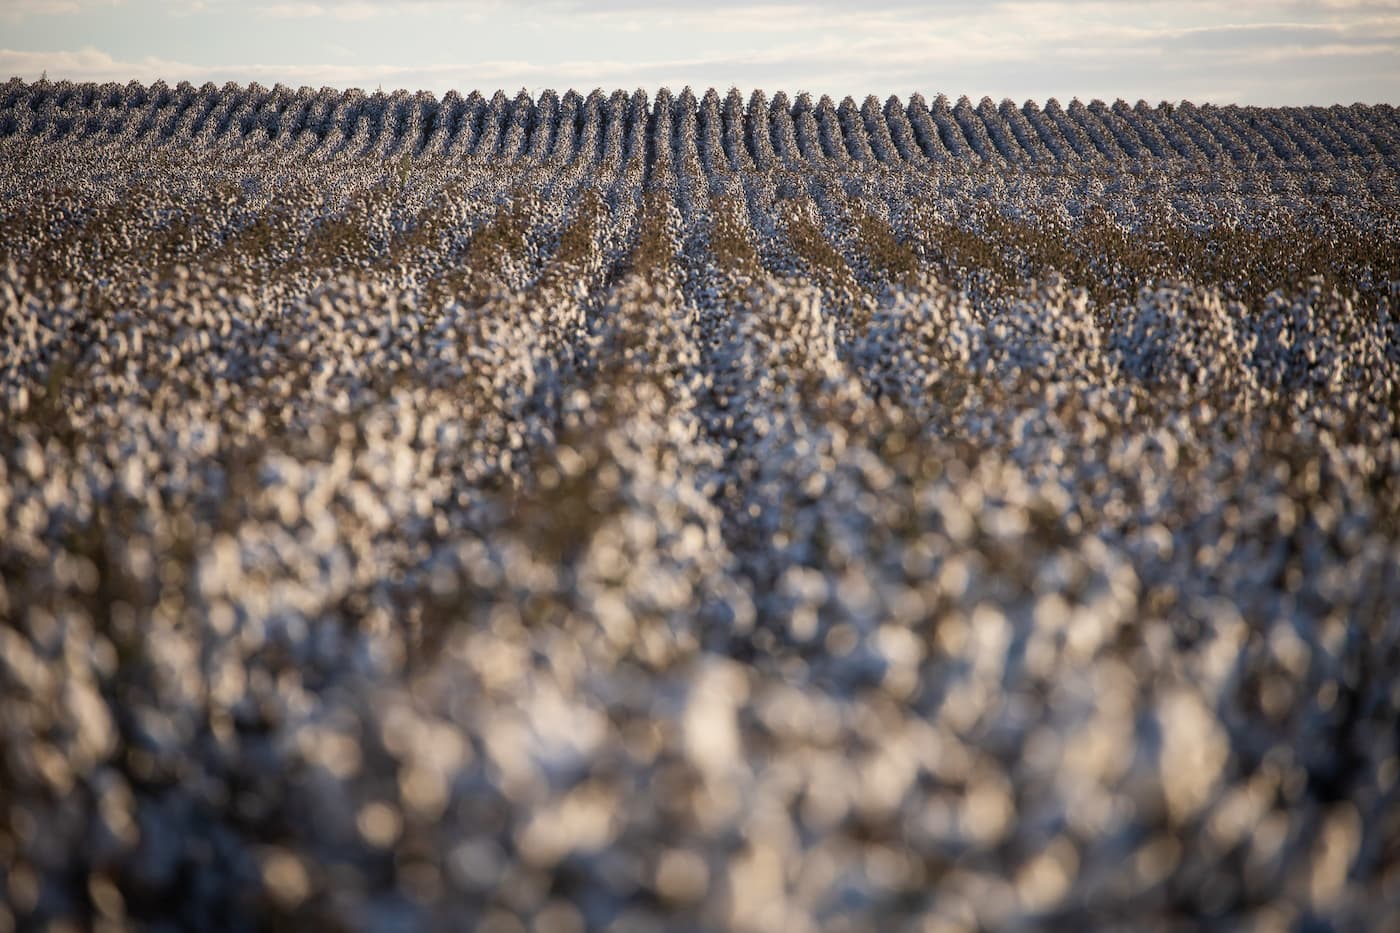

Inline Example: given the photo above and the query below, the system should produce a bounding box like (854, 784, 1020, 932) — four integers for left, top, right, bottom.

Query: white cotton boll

(19, 437, 44, 482)
(197, 533, 242, 598)
(65, 678, 117, 766)
(514, 783, 620, 867)
(1308, 805, 1361, 907)
(1157, 689, 1228, 824)
(683, 659, 748, 777)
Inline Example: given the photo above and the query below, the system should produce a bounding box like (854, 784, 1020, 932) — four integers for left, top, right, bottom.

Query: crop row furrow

(7, 79, 1398, 172)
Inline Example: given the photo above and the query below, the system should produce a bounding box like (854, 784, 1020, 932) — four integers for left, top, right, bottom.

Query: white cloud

(0, 0, 113, 22)
(3, 0, 83, 13)
(255, 2, 382, 19)
(2, 0, 1397, 103)
(255, 3, 326, 16)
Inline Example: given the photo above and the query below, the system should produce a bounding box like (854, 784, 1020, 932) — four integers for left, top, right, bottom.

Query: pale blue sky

(3, 0, 1397, 104)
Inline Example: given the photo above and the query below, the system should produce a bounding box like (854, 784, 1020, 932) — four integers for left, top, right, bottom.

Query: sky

(1, 0, 1397, 105)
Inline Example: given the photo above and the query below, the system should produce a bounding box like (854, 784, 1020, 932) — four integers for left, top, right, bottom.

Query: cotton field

(1, 79, 1399, 930)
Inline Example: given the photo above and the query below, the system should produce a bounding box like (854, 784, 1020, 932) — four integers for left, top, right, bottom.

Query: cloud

(255, 2, 382, 19)
(3, 0, 1398, 103)
(6, 0, 129, 11)
(255, 3, 327, 16)
(0, 0, 115, 21)
(3, 0, 83, 14)
(7, 34, 1397, 105)
(0, 45, 749, 91)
